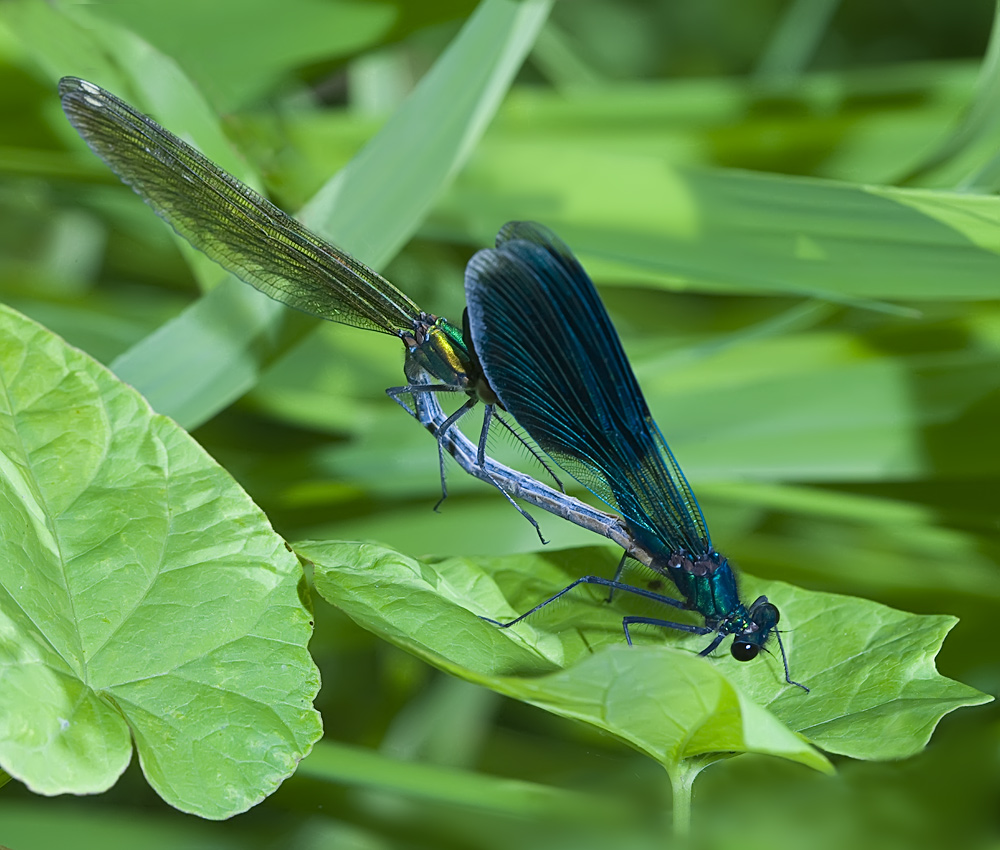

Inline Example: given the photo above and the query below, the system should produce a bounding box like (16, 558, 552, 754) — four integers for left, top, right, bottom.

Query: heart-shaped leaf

(0, 305, 322, 819)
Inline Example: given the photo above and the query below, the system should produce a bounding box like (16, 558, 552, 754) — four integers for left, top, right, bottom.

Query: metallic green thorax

(401, 314, 498, 406)
(401, 314, 473, 388)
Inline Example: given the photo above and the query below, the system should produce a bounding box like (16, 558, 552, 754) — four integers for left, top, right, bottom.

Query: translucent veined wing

(60, 77, 420, 336)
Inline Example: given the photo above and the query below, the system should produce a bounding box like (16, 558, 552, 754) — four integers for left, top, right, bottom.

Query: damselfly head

(730, 596, 781, 662)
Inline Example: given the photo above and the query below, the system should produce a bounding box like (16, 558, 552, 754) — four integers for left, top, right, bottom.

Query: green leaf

(0, 304, 321, 819)
(306, 541, 990, 774)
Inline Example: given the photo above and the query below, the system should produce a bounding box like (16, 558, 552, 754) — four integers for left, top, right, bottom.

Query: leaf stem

(667, 757, 717, 837)
(671, 767, 693, 836)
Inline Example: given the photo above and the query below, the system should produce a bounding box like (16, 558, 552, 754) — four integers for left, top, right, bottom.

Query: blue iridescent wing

(465, 221, 711, 557)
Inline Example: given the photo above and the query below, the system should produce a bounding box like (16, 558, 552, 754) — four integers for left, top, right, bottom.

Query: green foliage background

(1, 0, 998, 847)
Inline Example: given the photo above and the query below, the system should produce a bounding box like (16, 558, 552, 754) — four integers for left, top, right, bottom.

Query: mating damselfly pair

(60, 76, 806, 691)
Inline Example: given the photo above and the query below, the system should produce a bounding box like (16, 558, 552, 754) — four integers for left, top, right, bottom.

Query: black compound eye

(751, 601, 779, 629)
(731, 641, 760, 661)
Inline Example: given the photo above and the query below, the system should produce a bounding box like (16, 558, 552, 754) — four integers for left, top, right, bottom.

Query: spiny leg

(605, 550, 631, 603)
(697, 630, 728, 656)
(386, 382, 463, 418)
(482, 575, 689, 629)
(431, 396, 478, 511)
(432, 397, 545, 541)
(476, 402, 494, 469)
(388, 383, 474, 510)
(390, 384, 546, 542)
(623, 618, 809, 692)
(481, 469, 548, 544)
(471, 409, 547, 542)
(774, 628, 809, 692)
(620, 615, 712, 646)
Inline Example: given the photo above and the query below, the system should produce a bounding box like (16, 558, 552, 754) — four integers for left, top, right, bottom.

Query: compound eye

(731, 641, 760, 661)
(751, 601, 780, 629)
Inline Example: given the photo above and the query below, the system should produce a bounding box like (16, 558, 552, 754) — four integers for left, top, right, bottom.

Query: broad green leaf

(306, 541, 989, 775)
(0, 304, 321, 819)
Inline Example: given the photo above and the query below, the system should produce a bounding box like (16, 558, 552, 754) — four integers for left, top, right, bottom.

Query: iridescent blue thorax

(664, 550, 739, 620)
(660, 548, 779, 656)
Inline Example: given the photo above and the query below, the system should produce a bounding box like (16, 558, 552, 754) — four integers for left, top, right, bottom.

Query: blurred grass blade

(435, 161, 1000, 301)
(901, 1, 1000, 186)
(78, 1, 398, 112)
(754, 0, 841, 83)
(532, 22, 607, 89)
(298, 739, 625, 820)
